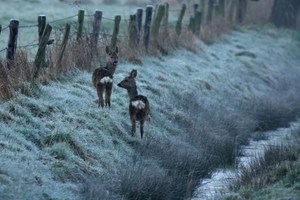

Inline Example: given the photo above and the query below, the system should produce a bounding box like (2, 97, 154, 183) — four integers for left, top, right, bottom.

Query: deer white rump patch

(131, 100, 146, 109)
(100, 76, 113, 84)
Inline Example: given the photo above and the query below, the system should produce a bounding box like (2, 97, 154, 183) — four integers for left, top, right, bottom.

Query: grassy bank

(1, 23, 300, 200)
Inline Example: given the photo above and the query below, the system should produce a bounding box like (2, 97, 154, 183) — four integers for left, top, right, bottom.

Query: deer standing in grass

(92, 46, 118, 107)
(118, 69, 150, 139)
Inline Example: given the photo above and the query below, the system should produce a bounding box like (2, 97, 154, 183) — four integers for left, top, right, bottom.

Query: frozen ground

(1, 2, 300, 199)
(1, 24, 299, 199)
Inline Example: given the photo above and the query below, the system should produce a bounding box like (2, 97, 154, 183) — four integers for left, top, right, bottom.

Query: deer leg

(105, 84, 113, 107)
(130, 114, 136, 137)
(140, 120, 144, 139)
(97, 85, 104, 107)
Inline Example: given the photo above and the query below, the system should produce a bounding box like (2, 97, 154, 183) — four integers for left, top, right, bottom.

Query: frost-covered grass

(1, 10, 300, 200)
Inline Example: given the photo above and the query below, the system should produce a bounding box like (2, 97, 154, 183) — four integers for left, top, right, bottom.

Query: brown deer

(117, 69, 150, 139)
(92, 46, 118, 107)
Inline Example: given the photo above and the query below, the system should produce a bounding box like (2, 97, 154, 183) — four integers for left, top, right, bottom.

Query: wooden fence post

(136, 8, 143, 45)
(163, 2, 169, 33)
(77, 9, 85, 41)
(151, 4, 165, 38)
(144, 5, 153, 52)
(216, 0, 225, 17)
(189, 4, 199, 33)
(91, 10, 102, 50)
(194, 10, 202, 34)
(34, 24, 52, 78)
(228, 0, 237, 23)
(199, 0, 205, 13)
(207, 0, 214, 24)
(237, 0, 247, 23)
(38, 15, 46, 44)
(57, 23, 71, 66)
(128, 14, 137, 47)
(110, 15, 121, 49)
(175, 4, 186, 35)
(6, 19, 19, 68)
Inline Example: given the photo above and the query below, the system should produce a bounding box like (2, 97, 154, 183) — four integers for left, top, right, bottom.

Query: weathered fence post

(188, 16, 195, 32)
(194, 10, 202, 34)
(136, 8, 143, 45)
(144, 5, 153, 52)
(57, 23, 70, 66)
(216, 0, 225, 17)
(6, 19, 19, 68)
(228, 0, 237, 23)
(34, 24, 52, 78)
(91, 10, 102, 50)
(38, 15, 46, 44)
(77, 9, 85, 41)
(175, 4, 186, 35)
(151, 4, 165, 38)
(162, 2, 169, 33)
(207, 0, 214, 24)
(199, 0, 205, 13)
(128, 14, 137, 47)
(189, 4, 201, 34)
(237, 0, 247, 23)
(110, 15, 121, 49)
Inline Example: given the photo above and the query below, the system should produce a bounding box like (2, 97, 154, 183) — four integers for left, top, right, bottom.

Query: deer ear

(105, 46, 110, 54)
(130, 69, 137, 78)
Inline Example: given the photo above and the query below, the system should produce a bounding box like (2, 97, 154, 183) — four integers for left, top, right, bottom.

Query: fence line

(0, 1, 251, 62)
(0, 48, 7, 52)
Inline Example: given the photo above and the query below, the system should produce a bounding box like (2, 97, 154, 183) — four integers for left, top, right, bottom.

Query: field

(1, 0, 300, 200)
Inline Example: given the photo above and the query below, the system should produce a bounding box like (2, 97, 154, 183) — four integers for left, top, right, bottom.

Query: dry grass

(201, 17, 231, 44)
(0, 62, 15, 100)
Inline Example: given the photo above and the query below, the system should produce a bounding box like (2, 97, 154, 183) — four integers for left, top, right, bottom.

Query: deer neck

(127, 85, 138, 101)
(105, 62, 117, 75)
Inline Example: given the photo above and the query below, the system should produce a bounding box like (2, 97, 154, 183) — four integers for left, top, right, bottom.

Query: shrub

(119, 160, 172, 200)
(231, 144, 296, 191)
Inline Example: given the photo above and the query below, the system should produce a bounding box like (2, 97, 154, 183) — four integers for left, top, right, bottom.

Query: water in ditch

(192, 121, 300, 200)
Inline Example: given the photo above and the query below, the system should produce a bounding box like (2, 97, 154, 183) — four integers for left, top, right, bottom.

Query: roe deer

(92, 46, 118, 107)
(117, 69, 150, 139)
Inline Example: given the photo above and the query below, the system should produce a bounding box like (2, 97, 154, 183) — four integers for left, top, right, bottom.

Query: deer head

(117, 69, 138, 99)
(105, 46, 118, 74)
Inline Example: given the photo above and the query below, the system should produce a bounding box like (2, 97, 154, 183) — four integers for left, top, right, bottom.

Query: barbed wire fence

(0, 0, 249, 76)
